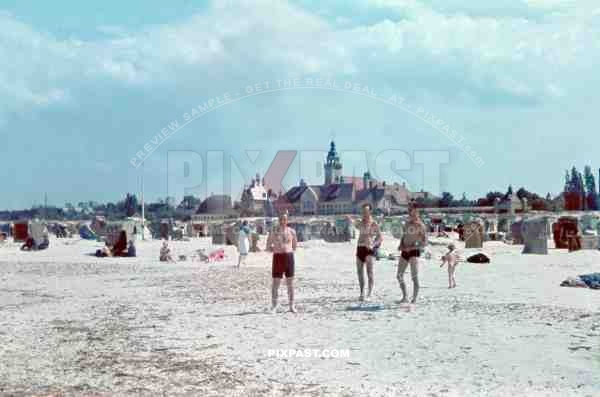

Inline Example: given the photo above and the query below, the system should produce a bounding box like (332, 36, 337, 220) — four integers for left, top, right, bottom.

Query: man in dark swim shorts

(272, 252, 295, 278)
(397, 205, 427, 304)
(401, 249, 421, 262)
(355, 204, 383, 301)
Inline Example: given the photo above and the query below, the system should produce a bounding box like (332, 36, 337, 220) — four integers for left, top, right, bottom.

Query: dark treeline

(412, 185, 563, 212)
(2, 168, 598, 221)
(0, 195, 203, 222)
(563, 166, 600, 211)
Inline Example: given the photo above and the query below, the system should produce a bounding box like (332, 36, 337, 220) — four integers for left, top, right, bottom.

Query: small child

(440, 243, 459, 289)
(372, 240, 382, 261)
(160, 240, 174, 262)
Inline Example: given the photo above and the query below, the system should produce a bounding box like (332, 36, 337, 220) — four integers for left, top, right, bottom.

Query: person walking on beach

(237, 220, 251, 268)
(397, 205, 427, 304)
(266, 212, 298, 313)
(440, 243, 459, 288)
(356, 204, 383, 302)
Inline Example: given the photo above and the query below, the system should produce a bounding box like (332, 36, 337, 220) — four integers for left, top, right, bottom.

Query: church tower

(324, 140, 343, 185)
(363, 171, 371, 190)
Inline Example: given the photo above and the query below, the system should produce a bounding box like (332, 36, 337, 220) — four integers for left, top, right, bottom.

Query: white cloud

(0, 13, 76, 110)
(352, 0, 599, 100)
(0, 0, 599, 115)
(524, 0, 573, 10)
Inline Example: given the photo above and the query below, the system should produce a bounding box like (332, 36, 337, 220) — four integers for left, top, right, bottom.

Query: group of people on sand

(355, 203, 462, 302)
(21, 236, 49, 251)
(355, 203, 429, 304)
(158, 219, 252, 264)
(262, 203, 461, 314)
(95, 231, 136, 258)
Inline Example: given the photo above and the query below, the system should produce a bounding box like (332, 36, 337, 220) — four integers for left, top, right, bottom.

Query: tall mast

(141, 162, 145, 240)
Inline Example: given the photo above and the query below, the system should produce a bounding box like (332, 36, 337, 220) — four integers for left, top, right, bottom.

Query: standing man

(266, 211, 298, 313)
(355, 204, 383, 302)
(397, 205, 427, 304)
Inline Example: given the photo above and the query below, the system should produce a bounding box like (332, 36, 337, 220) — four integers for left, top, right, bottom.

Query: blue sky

(1, 0, 599, 209)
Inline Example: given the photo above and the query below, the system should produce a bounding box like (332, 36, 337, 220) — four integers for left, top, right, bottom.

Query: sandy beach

(1, 234, 599, 397)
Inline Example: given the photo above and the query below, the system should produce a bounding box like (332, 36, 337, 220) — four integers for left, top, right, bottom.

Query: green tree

(485, 191, 504, 205)
(439, 192, 454, 207)
(180, 195, 202, 210)
(584, 166, 598, 210)
(565, 166, 585, 210)
(459, 193, 471, 207)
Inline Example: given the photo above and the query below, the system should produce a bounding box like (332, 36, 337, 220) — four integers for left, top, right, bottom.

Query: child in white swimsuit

(440, 243, 459, 289)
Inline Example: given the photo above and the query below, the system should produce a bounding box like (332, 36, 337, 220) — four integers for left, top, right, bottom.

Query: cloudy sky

(1, 0, 599, 209)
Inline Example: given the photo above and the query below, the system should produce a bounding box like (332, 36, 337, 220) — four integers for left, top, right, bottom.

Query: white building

(240, 173, 274, 216)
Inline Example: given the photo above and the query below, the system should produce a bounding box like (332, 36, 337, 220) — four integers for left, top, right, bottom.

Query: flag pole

(141, 161, 145, 240)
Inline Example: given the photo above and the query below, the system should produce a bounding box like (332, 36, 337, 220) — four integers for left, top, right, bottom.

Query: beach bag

(467, 253, 490, 263)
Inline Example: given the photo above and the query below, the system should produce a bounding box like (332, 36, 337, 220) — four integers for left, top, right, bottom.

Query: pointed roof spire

(327, 139, 338, 163)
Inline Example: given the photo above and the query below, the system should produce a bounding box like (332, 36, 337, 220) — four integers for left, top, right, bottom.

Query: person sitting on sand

(96, 241, 112, 257)
(397, 205, 427, 304)
(440, 243, 459, 289)
(266, 211, 298, 313)
(36, 231, 50, 251)
(567, 231, 582, 252)
(111, 231, 128, 257)
(160, 240, 174, 262)
(127, 240, 137, 258)
(0, 232, 7, 246)
(21, 237, 35, 251)
(355, 203, 383, 302)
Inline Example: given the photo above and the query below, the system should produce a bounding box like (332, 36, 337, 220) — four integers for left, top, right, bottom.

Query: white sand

(1, 235, 599, 396)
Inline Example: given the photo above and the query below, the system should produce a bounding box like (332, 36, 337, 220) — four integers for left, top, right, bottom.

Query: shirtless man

(397, 206, 427, 304)
(355, 204, 383, 302)
(266, 212, 298, 313)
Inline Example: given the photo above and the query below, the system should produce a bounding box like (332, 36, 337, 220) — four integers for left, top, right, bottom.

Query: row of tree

(563, 166, 599, 211)
(0, 195, 204, 222)
(414, 186, 563, 212)
(2, 168, 599, 221)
